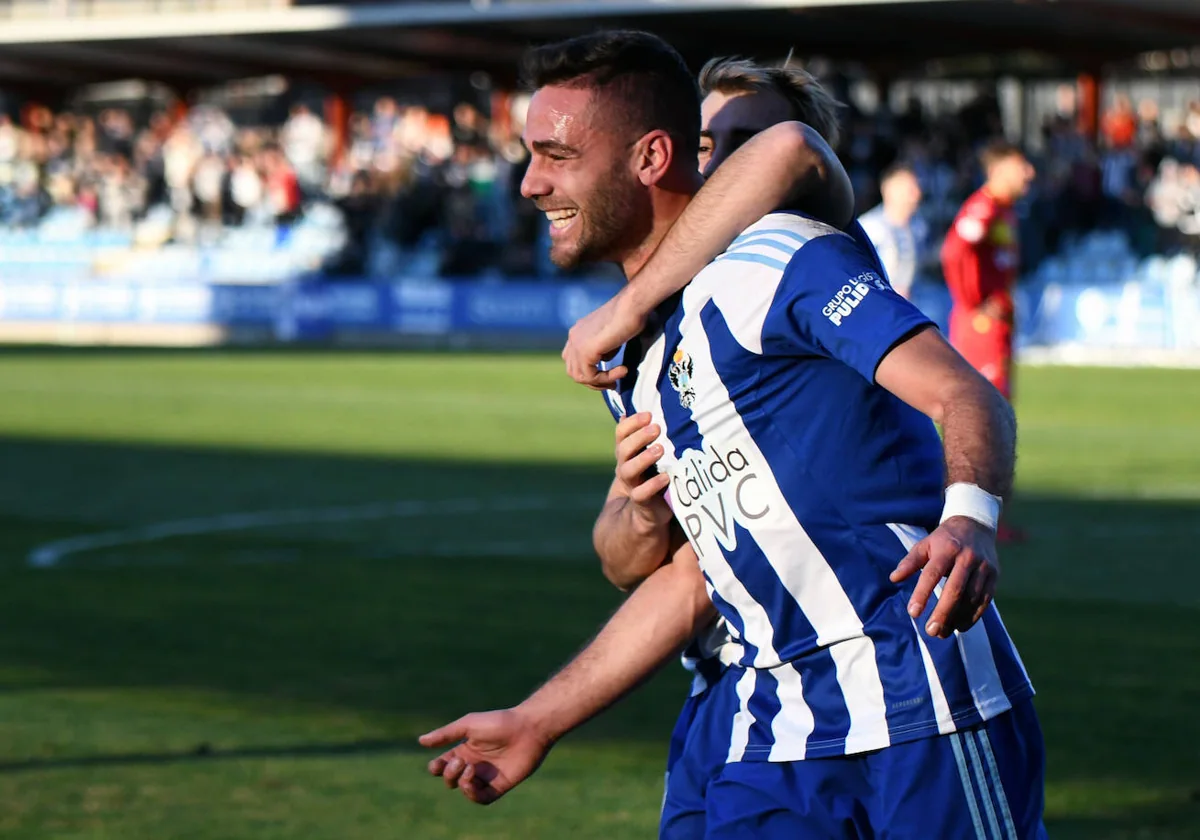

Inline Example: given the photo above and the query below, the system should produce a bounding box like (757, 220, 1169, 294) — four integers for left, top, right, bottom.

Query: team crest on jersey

(668, 349, 696, 409)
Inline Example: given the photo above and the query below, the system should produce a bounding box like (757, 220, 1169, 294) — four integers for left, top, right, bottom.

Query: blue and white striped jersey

(613, 212, 1034, 762)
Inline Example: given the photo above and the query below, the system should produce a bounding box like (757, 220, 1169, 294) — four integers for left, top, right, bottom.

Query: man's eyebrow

(530, 139, 578, 156)
(699, 130, 713, 138)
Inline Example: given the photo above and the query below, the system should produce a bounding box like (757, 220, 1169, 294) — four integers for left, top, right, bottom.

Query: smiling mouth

(545, 208, 578, 231)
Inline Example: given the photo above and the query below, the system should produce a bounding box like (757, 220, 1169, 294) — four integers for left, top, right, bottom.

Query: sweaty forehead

(702, 89, 794, 135)
(523, 85, 601, 148)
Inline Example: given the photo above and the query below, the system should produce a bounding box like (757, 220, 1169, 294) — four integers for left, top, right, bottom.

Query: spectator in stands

(325, 170, 379, 276)
(98, 153, 146, 230)
(4, 76, 1200, 281)
(0, 114, 18, 170)
(371, 97, 400, 158)
(281, 103, 327, 193)
(227, 153, 263, 226)
(1102, 95, 1138, 150)
(858, 162, 924, 299)
(262, 145, 301, 223)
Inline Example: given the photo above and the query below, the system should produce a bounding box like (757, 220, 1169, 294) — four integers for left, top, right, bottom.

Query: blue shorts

(663, 689, 1047, 840)
(662, 686, 715, 835)
(667, 690, 709, 774)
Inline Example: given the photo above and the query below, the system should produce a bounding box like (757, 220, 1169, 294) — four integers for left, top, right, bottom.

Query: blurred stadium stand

(2, 0, 1200, 356)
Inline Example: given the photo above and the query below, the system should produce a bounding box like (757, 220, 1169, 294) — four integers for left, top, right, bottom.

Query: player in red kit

(942, 141, 1034, 398)
(942, 141, 1035, 543)
(942, 141, 1034, 397)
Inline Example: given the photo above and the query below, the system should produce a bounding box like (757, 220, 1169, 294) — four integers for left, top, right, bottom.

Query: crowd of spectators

(4, 79, 1200, 281)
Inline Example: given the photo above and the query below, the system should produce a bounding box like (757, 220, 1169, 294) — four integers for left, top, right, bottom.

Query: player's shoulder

(713, 211, 848, 268)
(960, 188, 997, 218)
(693, 212, 857, 304)
(681, 214, 849, 354)
(953, 189, 997, 243)
(741, 211, 849, 248)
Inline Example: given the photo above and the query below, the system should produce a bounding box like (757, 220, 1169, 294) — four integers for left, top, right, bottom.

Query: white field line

(27, 495, 598, 568)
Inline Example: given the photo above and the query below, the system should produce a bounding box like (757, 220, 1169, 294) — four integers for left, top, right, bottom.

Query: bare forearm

(940, 381, 1017, 500)
(517, 555, 716, 745)
(623, 121, 852, 317)
(876, 329, 1017, 502)
(593, 497, 672, 590)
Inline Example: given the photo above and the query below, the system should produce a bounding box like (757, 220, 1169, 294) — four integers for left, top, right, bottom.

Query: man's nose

(521, 159, 549, 200)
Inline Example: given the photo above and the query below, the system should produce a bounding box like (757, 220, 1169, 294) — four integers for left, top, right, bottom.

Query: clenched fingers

(616, 423, 661, 465)
(617, 444, 664, 487)
(629, 472, 670, 504)
(614, 412, 653, 444)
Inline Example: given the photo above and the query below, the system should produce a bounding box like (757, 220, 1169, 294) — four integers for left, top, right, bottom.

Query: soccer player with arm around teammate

(419, 38, 1038, 835)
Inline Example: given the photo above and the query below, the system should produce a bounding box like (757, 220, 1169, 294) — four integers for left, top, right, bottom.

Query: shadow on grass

(0, 738, 424, 775)
(1046, 798, 1200, 840)
(0, 434, 1196, 826)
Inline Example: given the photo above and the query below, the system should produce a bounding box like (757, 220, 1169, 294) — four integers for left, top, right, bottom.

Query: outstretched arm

(420, 540, 716, 804)
(563, 121, 853, 389)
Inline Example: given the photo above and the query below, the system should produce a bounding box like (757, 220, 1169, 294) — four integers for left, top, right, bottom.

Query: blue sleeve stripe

(715, 252, 790, 272)
(727, 237, 801, 257)
(731, 228, 811, 248)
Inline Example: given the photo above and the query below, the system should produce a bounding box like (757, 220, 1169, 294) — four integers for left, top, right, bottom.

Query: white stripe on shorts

(964, 730, 1004, 840)
(977, 729, 1018, 840)
(949, 732, 989, 840)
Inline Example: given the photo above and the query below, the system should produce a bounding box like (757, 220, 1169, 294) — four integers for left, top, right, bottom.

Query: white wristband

(940, 483, 1002, 531)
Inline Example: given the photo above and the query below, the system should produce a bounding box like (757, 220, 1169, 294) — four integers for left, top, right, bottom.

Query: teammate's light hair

(698, 56, 843, 148)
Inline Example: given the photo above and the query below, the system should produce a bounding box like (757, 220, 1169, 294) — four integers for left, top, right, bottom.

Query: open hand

(419, 708, 554, 805)
(890, 516, 999, 639)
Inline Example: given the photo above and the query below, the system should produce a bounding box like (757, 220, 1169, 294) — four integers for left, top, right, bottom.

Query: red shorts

(950, 310, 1013, 400)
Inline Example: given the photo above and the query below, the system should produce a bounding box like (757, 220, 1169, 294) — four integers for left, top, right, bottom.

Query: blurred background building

(0, 0, 1199, 358)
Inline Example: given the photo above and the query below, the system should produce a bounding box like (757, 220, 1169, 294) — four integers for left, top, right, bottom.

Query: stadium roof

(1, 0, 1199, 90)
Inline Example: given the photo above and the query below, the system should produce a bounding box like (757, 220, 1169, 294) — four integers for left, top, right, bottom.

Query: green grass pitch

(0, 347, 1195, 838)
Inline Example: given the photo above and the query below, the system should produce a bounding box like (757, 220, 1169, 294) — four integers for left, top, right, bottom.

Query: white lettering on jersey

(822, 272, 883, 326)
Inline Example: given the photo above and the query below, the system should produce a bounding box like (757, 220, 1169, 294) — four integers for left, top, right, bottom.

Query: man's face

(699, 88, 794, 179)
(882, 171, 922, 221)
(992, 153, 1036, 201)
(520, 85, 650, 269)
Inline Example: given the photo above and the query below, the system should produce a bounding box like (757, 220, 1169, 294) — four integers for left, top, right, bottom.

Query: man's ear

(633, 130, 675, 187)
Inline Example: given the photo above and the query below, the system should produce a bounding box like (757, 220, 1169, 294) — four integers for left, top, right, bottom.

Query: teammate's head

(519, 30, 701, 270)
(697, 56, 843, 179)
(879, 162, 922, 223)
(980, 140, 1035, 203)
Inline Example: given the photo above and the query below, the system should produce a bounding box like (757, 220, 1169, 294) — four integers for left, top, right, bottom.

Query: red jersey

(940, 187, 1019, 319)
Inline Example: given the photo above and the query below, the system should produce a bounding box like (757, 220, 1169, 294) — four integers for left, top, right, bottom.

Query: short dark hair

(698, 56, 843, 148)
(979, 139, 1025, 171)
(520, 30, 700, 159)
